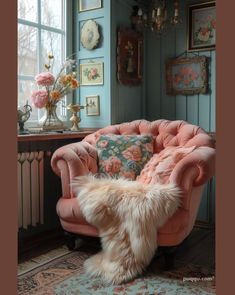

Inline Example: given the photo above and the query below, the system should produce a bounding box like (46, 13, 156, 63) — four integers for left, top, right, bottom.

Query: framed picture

(188, 1, 216, 51)
(80, 19, 100, 50)
(80, 62, 104, 86)
(86, 95, 100, 116)
(117, 28, 143, 86)
(166, 56, 208, 95)
(78, 0, 102, 12)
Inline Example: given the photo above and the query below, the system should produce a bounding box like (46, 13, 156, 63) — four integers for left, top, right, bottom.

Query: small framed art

(78, 0, 102, 12)
(86, 95, 100, 116)
(80, 62, 104, 86)
(166, 55, 208, 95)
(188, 1, 216, 51)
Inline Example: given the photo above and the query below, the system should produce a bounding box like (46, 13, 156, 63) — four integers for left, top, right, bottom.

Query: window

(17, 0, 71, 124)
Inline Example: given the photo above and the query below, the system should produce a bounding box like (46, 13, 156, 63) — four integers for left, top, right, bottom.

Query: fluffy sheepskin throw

(72, 175, 181, 285)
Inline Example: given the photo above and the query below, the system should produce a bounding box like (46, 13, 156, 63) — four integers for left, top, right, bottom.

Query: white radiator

(18, 151, 44, 229)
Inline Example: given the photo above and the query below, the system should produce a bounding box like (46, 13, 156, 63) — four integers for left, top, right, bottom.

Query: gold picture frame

(78, 0, 102, 12)
(166, 56, 208, 95)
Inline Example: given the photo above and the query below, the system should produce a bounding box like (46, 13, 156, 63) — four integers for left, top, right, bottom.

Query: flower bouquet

(31, 54, 80, 130)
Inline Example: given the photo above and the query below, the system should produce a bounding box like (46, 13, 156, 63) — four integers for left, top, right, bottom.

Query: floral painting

(80, 62, 103, 85)
(166, 56, 208, 95)
(188, 1, 216, 51)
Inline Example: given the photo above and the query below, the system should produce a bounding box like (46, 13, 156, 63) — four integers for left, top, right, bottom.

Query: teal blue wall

(75, 0, 112, 128)
(76, 0, 145, 127)
(146, 0, 216, 133)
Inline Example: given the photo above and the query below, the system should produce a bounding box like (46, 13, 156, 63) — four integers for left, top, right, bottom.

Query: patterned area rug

(18, 246, 215, 295)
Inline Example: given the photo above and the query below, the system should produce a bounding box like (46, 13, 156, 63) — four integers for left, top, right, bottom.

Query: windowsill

(17, 128, 99, 142)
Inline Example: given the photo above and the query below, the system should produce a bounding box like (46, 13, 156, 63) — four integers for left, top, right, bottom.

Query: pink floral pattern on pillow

(96, 135, 153, 180)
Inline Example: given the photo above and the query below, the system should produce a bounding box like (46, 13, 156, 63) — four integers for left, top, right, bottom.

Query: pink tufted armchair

(51, 119, 215, 266)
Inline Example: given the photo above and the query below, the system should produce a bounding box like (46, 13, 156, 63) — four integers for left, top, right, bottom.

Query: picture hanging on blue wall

(80, 19, 100, 50)
(117, 28, 143, 86)
(80, 62, 104, 86)
(166, 56, 208, 95)
(188, 1, 216, 52)
(78, 0, 102, 12)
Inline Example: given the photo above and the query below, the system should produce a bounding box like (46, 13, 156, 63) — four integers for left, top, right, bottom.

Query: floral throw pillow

(96, 134, 154, 180)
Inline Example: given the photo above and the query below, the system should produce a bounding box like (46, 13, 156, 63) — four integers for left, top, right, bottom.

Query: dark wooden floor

(174, 226, 215, 270)
(19, 226, 215, 271)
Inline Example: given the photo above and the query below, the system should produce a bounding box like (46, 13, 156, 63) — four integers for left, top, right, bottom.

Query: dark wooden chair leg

(64, 231, 77, 250)
(162, 246, 177, 270)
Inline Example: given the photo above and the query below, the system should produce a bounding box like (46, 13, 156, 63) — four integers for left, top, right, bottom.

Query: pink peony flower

(35, 72, 55, 86)
(31, 90, 49, 108)
(104, 156, 122, 174)
(122, 145, 142, 162)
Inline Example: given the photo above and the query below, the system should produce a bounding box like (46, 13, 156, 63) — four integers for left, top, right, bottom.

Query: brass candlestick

(67, 104, 85, 131)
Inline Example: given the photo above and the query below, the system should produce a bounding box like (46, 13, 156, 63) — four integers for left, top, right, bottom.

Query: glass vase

(39, 104, 64, 131)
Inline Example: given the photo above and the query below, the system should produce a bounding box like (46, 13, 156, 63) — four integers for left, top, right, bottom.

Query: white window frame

(18, 0, 73, 127)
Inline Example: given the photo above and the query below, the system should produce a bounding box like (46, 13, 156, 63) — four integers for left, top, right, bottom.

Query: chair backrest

(83, 119, 214, 153)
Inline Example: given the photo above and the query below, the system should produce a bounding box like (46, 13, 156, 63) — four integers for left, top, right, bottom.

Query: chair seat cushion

(96, 134, 153, 180)
(56, 196, 189, 239)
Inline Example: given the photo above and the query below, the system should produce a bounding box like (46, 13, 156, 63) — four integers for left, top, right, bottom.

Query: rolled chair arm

(51, 141, 98, 197)
(169, 146, 215, 209)
(169, 146, 215, 186)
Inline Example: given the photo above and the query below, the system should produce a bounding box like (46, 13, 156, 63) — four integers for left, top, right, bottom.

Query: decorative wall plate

(80, 19, 100, 50)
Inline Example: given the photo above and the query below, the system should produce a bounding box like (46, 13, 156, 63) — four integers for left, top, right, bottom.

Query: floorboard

(19, 226, 215, 271)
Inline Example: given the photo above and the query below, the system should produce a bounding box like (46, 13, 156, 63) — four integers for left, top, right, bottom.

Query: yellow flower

(59, 75, 67, 85)
(50, 90, 61, 101)
(59, 74, 73, 86)
(65, 74, 72, 82)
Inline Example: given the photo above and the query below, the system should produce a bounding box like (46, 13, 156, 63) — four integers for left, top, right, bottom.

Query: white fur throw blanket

(72, 175, 181, 285)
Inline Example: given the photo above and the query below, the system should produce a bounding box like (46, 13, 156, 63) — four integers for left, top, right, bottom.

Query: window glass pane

(41, 30, 62, 75)
(41, 0, 62, 29)
(18, 24, 38, 76)
(18, 79, 37, 115)
(18, 79, 43, 122)
(18, 0, 38, 23)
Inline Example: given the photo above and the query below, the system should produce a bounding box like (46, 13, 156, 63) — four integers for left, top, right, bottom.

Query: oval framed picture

(80, 19, 100, 50)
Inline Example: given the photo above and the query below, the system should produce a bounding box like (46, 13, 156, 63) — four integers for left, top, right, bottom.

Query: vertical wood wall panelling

(198, 51, 211, 131)
(110, 0, 119, 124)
(146, 0, 215, 131)
(210, 50, 216, 131)
(175, 0, 187, 121)
(211, 177, 216, 224)
(77, 2, 111, 128)
(197, 183, 210, 223)
(160, 2, 176, 120)
(146, 31, 161, 121)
